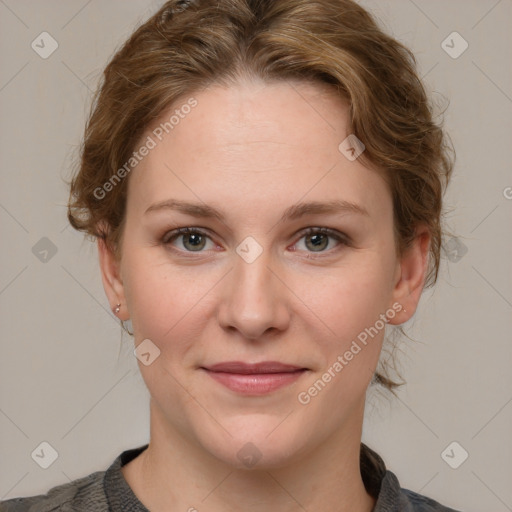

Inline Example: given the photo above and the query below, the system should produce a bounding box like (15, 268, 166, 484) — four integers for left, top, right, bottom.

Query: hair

(67, 0, 455, 391)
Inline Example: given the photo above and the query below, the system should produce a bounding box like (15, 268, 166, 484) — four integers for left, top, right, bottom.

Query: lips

(201, 361, 307, 395)
(204, 361, 305, 374)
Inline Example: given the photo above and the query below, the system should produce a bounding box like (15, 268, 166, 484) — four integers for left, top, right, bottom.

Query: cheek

(294, 266, 392, 410)
(297, 257, 395, 338)
(291, 253, 397, 399)
(121, 247, 218, 348)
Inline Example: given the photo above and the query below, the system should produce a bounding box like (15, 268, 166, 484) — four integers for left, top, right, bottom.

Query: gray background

(0, 1, 511, 510)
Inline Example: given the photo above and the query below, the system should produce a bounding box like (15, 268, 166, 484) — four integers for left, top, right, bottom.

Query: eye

(162, 226, 348, 255)
(293, 227, 347, 253)
(163, 227, 215, 252)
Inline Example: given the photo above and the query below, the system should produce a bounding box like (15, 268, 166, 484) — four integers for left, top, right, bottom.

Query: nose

(217, 250, 291, 340)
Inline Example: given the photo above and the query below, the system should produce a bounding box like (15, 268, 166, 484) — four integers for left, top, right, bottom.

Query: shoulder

(380, 471, 462, 512)
(402, 486, 462, 511)
(360, 444, 462, 512)
(0, 470, 107, 512)
(0, 444, 148, 512)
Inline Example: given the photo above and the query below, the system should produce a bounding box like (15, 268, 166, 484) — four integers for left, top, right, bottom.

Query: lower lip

(203, 369, 306, 395)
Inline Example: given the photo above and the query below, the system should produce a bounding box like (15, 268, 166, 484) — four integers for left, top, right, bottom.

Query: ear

(97, 236, 130, 321)
(388, 224, 431, 325)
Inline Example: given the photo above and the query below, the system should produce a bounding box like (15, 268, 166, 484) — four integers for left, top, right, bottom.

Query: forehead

(127, 79, 390, 221)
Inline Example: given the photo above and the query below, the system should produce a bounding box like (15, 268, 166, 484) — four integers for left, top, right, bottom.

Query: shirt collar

(104, 442, 404, 511)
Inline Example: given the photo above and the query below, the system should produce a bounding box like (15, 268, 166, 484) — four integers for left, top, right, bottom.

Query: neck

(122, 400, 375, 512)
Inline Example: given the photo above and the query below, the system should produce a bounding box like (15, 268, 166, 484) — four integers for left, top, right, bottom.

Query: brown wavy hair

(67, 0, 455, 391)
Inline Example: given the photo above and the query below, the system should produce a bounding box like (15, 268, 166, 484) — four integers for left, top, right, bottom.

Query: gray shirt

(0, 443, 461, 511)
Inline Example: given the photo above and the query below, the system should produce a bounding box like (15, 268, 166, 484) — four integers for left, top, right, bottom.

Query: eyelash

(162, 226, 349, 257)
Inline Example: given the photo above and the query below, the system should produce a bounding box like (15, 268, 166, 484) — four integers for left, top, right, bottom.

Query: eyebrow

(144, 198, 369, 222)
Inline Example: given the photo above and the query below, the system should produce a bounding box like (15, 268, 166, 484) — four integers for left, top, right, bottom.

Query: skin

(98, 77, 430, 512)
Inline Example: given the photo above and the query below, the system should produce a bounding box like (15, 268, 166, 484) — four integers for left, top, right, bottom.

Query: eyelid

(162, 225, 349, 256)
(162, 226, 213, 245)
(296, 226, 348, 242)
(290, 226, 349, 254)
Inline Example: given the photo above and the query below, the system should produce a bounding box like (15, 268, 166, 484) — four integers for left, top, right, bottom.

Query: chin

(210, 439, 305, 471)
(195, 414, 313, 470)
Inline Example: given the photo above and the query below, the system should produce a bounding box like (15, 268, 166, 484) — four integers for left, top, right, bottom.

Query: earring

(122, 318, 133, 335)
(113, 303, 121, 314)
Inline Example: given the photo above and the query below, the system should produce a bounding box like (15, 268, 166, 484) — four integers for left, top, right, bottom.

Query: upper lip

(203, 361, 306, 374)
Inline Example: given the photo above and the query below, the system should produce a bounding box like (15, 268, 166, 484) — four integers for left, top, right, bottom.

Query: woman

(1, 0, 460, 510)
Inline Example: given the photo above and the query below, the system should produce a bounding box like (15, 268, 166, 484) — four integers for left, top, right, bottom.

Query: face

(99, 78, 429, 469)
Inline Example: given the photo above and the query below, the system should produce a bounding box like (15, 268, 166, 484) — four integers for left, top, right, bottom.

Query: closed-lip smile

(201, 361, 308, 394)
